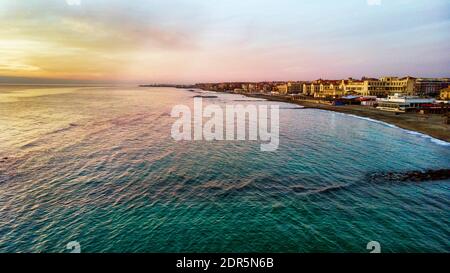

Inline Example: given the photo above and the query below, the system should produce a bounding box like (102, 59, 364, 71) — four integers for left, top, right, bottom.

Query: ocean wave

(344, 114, 450, 147)
(312, 183, 351, 194)
(346, 114, 397, 128)
(48, 123, 79, 135)
(290, 183, 351, 196)
(402, 130, 450, 146)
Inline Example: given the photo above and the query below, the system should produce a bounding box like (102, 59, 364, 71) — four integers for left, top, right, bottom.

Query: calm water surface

(0, 86, 449, 253)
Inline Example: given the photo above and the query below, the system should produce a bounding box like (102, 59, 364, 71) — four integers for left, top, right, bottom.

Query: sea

(0, 86, 448, 253)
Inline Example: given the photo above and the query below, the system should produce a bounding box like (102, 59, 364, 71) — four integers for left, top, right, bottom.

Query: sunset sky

(1, 0, 449, 84)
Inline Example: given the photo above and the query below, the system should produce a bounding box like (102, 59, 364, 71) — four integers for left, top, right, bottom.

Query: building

(303, 81, 318, 96)
(288, 82, 303, 94)
(373, 76, 416, 96)
(340, 79, 365, 95)
(376, 93, 435, 112)
(277, 82, 302, 95)
(261, 84, 274, 93)
(248, 83, 258, 93)
(316, 88, 345, 98)
(276, 84, 287, 95)
(415, 78, 450, 97)
(314, 82, 345, 98)
(339, 76, 416, 97)
(303, 80, 340, 97)
(440, 86, 450, 100)
(302, 82, 312, 95)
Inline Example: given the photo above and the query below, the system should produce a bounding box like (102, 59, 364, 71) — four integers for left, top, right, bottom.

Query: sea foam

(345, 114, 450, 147)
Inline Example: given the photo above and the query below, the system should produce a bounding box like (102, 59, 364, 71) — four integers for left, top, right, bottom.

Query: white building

(376, 94, 435, 112)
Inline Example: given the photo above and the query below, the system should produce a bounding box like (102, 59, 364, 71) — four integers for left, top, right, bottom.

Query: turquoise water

(0, 86, 449, 253)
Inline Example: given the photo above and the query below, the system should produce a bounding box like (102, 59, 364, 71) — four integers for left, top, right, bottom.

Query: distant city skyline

(1, 0, 449, 84)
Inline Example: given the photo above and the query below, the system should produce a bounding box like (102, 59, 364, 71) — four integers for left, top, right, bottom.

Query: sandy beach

(242, 93, 450, 143)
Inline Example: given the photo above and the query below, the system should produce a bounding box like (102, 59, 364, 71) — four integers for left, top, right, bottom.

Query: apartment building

(415, 78, 450, 97)
(277, 82, 302, 95)
(303, 80, 340, 97)
(339, 77, 416, 97)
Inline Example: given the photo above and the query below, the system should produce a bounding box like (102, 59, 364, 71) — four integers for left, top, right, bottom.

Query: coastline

(232, 92, 450, 144)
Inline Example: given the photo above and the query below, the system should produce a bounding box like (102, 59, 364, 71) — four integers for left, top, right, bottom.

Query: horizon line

(2, 75, 450, 86)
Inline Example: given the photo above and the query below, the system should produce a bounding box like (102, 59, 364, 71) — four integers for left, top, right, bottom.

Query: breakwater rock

(368, 169, 450, 183)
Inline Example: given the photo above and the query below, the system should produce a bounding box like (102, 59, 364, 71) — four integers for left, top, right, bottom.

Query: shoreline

(231, 92, 450, 144)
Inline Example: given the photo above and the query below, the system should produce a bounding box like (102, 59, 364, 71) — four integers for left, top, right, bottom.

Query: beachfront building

(320, 81, 341, 93)
(303, 80, 341, 97)
(340, 79, 366, 95)
(288, 82, 302, 94)
(376, 93, 435, 112)
(260, 84, 274, 93)
(339, 77, 416, 97)
(241, 83, 249, 93)
(276, 84, 288, 95)
(315, 88, 345, 98)
(238, 83, 260, 93)
(248, 83, 258, 93)
(302, 82, 312, 95)
(440, 86, 450, 100)
(277, 82, 302, 95)
(370, 77, 416, 96)
(314, 81, 345, 98)
(303, 82, 321, 96)
(415, 78, 450, 97)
